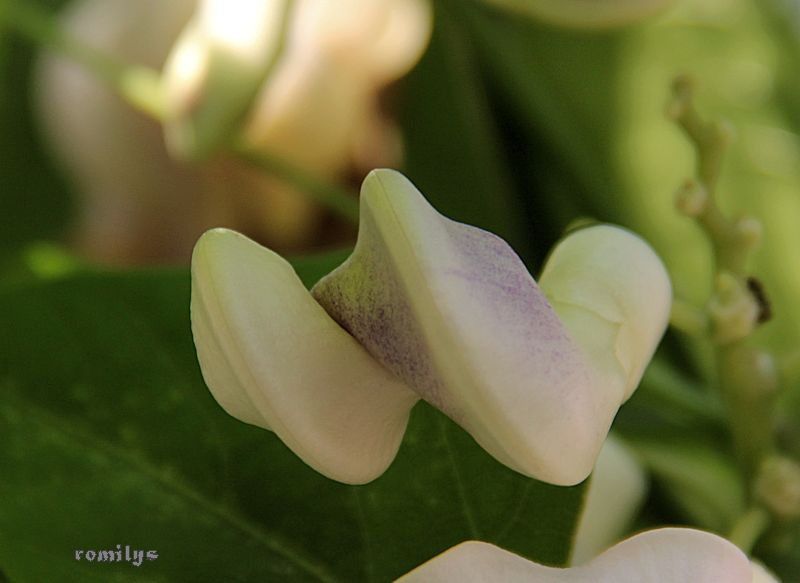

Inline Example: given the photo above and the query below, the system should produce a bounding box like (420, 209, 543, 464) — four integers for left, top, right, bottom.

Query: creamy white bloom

(571, 435, 647, 565)
(162, 0, 291, 158)
(395, 528, 753, 583)
(37, 0, 431, 264)
(164, 0, 432, 162)
(482, 0, 674, 29)
(191, 169, 671, 485)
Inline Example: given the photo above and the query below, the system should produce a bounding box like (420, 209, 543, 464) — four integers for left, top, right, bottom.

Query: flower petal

(191, 228, 417, 484)
(538, 224, 672, 404)
(312, 169, 668, 485)
(396, 528, 752, 582)
(163, 0, 290, 159)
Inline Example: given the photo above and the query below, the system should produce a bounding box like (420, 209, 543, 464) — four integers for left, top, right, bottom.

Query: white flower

(395, 528, 757, 583)
(36, 0, 431, 263)
(163, 0, 432, 161)
(161, 0, 291, 159)
(191, 169, 671, 485)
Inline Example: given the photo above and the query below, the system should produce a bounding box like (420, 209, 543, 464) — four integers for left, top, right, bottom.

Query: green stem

(728, 506, 771, 554)
(670, 78, 779, 481)
(641, 360, 724, 425)
(670, 297, 709, 336)
(231, 140, 360, 225)
(2, 0, 360, 226)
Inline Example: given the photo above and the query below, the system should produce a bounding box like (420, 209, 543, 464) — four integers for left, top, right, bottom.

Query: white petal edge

(395, 528, 752, 583)
(191, 228, 418, 484)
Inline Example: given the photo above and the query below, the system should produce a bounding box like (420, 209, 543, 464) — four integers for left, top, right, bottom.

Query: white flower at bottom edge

(394, 528, 779, 583)
(191, 169, 671, 485)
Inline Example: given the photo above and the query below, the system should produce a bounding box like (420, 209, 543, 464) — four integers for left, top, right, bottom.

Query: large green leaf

(0, 255, 585, 582)
(400, 0, 531, 262)
(459, 1, 625, 221)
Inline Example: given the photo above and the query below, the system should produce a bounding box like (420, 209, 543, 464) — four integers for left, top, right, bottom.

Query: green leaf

(0, 256, 585, 582)
(400, 0, 530, 260)
(459, 1, 624, 219)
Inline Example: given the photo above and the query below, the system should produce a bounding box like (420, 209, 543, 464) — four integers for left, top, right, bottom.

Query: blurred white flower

(191, 169, 671, 485)
(395, 528, 755, 583)
(36, 0, 431, 264)
(163, 0, 431, 164)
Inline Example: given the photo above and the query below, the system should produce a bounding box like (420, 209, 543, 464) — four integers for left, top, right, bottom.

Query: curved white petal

(571, 435, 648, 564)
(191, 228, 417, 484)
(539, 225, 672, 403)
(162, 0, 290, 158)
(313, 170, 669, 485)
(482, 0, 674, 29)
(396, 528, 752, 582)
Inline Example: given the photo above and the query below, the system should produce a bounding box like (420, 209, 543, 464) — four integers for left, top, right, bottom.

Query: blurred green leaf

(632, 438, 745, 534)
(0, 254, 585, 582)
(0, 3, 74, 261)
(460, 1, 624, 220)
(401, 0, 530, 261)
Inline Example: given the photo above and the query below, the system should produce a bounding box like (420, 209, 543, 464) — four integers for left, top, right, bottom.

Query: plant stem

(670, 78, 780, 480)
(2, 0, 360, 226)
(231, 140, 360, 225)
(641, 359, 724, 425)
